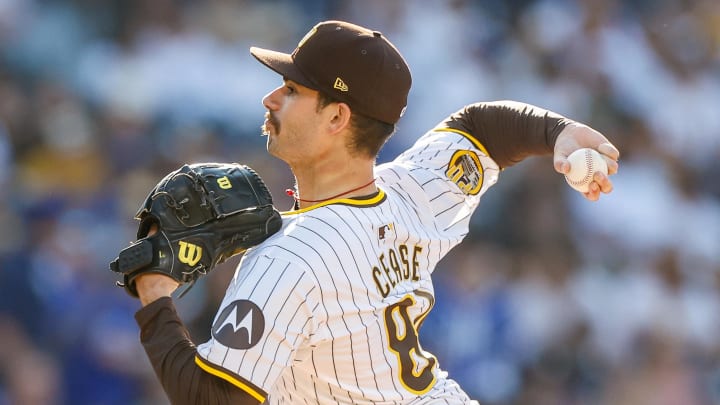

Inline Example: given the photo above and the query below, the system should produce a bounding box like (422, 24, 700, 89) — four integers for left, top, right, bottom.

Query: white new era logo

(334, 77, 348, 92)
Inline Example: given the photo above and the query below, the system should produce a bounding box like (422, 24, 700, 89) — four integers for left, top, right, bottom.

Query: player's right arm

(438, 100, 571, 169)
(438, 100, 618, 199)
(381, 100, 618, 242)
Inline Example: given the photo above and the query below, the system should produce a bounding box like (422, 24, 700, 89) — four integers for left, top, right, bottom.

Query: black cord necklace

(285, 178, 376, 203)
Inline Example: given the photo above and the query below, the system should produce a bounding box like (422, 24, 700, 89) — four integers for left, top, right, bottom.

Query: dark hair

(316, 92, 396, 158)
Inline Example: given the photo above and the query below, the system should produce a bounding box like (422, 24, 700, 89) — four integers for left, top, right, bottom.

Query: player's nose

(262, 86, 283, 111)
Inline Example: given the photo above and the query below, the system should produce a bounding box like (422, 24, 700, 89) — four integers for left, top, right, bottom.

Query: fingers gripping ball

(564, 148, 608, 193)
(109, 163, 283, 297)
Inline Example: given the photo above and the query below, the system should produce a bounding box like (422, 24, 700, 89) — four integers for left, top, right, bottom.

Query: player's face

(261, 80, 329, 166)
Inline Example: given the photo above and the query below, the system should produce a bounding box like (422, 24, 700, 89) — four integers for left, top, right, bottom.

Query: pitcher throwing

(125, 20, 619, 404)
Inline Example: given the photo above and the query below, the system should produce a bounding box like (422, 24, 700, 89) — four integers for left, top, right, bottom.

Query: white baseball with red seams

(564, 148, 608, 193)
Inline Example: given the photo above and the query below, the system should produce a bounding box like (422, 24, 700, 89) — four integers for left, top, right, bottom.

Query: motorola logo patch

(212, 300, 265, 349)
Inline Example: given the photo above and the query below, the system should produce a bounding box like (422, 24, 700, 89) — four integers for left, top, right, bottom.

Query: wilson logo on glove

(178, 241, 203, 266)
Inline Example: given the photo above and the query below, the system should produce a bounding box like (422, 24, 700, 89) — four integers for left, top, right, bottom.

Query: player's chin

(266, 138, 282, 158)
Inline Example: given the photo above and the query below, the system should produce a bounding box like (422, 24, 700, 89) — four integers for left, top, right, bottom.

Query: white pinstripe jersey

(196, 128, 500, 404)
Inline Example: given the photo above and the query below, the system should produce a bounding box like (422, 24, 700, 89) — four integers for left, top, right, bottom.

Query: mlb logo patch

(378, 223, 394, 240)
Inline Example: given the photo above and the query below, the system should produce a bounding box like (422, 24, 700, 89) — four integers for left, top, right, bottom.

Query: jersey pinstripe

(196, 128, 500, 403)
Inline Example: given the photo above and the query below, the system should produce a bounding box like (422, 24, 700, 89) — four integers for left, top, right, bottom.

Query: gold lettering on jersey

(217, 176, 232, 189)
(178, 241, 202, 266)
(445, 150, 483, 195)
(379, 253, 395, 289)
(398, 244, 410, 278)
(372, 244, 423, 298)
(388, 249, 403, 283)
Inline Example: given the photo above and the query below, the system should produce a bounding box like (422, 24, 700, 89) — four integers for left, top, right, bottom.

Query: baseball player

(131, 20, 619, 404)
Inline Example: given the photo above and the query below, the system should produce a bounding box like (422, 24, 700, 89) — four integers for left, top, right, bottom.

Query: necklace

(286, 178, 376, 203)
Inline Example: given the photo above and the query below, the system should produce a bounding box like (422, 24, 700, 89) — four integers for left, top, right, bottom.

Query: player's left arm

(438, 100, 619, 200)
(134, 297, 260, 405)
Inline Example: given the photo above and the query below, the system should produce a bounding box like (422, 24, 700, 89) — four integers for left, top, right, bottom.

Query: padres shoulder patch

(212, 300, 265, 349)
(445, 150, 484, 195)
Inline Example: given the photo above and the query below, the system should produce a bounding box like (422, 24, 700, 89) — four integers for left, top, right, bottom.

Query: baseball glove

(109, 162, 282, 298)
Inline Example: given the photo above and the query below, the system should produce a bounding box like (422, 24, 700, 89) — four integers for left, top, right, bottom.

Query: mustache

(261, 112, 280, 136)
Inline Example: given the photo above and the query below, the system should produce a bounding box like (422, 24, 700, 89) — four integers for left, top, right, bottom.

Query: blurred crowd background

(0, 0, 719, 404)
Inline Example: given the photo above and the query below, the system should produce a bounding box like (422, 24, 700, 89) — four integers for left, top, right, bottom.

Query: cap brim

(250, 47, 316, 90)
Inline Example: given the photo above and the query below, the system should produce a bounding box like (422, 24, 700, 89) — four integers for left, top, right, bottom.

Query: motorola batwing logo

(212, 300, 265, 349)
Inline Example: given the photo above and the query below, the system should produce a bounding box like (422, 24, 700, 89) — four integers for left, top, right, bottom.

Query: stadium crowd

(0, 0, 718, 404)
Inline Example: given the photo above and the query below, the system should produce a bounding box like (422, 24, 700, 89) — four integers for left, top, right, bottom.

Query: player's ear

(326, 102, 352, 134)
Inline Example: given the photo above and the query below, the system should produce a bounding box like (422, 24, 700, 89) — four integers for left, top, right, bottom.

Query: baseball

(564, 148, 608, 193)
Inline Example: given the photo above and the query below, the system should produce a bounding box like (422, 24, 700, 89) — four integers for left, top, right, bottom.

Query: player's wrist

(136, 273, 180, 306)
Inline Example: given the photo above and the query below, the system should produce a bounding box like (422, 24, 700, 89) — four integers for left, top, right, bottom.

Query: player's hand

(553, 123, 619, 201)
(134, 224, 180, 306)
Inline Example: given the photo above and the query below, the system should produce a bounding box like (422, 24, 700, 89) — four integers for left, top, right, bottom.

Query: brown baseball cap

(250, 20, 412, 125)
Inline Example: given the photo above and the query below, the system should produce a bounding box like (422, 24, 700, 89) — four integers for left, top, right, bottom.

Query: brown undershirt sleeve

(134, 297, 259, 405)
(438, 100, 574, 169)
